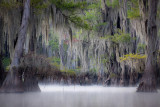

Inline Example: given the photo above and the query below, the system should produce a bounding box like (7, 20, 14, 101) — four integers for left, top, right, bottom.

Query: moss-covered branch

(120, 53, 146, 62)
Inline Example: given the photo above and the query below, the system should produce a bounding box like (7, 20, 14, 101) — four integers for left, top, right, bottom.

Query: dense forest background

(0, 0, 159, 92)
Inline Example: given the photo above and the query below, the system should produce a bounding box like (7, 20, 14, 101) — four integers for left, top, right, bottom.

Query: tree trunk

(0, 55, 5, 86)
(0, 0, 31, 92)
(137, 0, 159, 92)
(0, 17, 5, 86)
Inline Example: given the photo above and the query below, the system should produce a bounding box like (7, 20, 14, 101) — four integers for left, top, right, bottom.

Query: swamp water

(0, 85, 159, 107)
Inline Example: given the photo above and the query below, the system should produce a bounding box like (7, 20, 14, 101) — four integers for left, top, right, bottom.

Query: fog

(0, 85, 160, 107)
(39, 84, 137, 93)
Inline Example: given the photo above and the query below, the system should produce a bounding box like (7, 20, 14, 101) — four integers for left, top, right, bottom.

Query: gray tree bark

(1, 0, 31, 92)
(137, 0, 159, 92)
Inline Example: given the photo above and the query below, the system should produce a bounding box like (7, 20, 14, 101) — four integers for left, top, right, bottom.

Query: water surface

(0, 85, 159, 107)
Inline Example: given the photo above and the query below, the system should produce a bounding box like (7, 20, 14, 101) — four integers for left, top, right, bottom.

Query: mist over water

(0, 85, 160, 107)
(39, 84, 137, 93)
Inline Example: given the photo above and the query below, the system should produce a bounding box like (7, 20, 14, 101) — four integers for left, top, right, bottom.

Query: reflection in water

(0, 85, 160, 107)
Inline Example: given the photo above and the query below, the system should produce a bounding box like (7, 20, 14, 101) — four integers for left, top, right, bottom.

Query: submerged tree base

(0, 70, 25, 93)
(137, 82, 157, 92)
(0, 67, 40, 93)
(137, 70, 157, 92)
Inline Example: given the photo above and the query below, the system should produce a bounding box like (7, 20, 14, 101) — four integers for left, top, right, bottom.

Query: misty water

(0, 85, 160, 107)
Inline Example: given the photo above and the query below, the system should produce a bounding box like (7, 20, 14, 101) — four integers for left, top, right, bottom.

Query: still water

(0, 85, 160, 107)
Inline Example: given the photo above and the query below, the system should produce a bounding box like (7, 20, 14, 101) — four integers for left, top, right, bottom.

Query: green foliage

(128, 0, 139, 5)
(127, 0, 140, 19)
(31, 0, 50, 14)
(102, 58, 109, 64)
(48, 56, 60, 64)
(83, 10, 99, 22)
(31, 0, 42, 4)
(120, 53, 146, 62)
(49, 34, 59, 52)
(0, 0, 102, 31)
(51, 62, 60, 69)
(34, 0, 86, 11)
(137, 43, 145, 53)
(87, 3, 101, 9)
(50, 0, 87, 11)
(106, 0, 120, 8)
(110, 72, 117, 78)
(31, 0, 43, 7)
(49, 59, 60, 70)
(65, 69, 76, 75)
(82, 1, 104, 31)
(157, 5, 160, 19)
(47, 56, 80, 75)
(111, 33, 131, 43)
(101, 29, 131, 44)
(2, 57, 10, 71)
(89, 68, 97, 73)
(69, 15, 91, 30)
(61, 67, 80, 75)
(33, 2, 49, 9)
(49, 0, 102, 30)
(0, 1, 22, 9)
(74, 68, 81, 73)
(0, 0, 49, 10)
(31, 0, 87, 15)
(127, 8, 140, 19)
(110, 53, 115, 61)
(63, 43, 68, 52)
(101, 54, 109, 64)
(49, 0, 95, 30)
(158, 29, 160, 38)
(81, 8, 106, 31)
(73, 29, 82, 39)
(93, 22, 107, 31)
